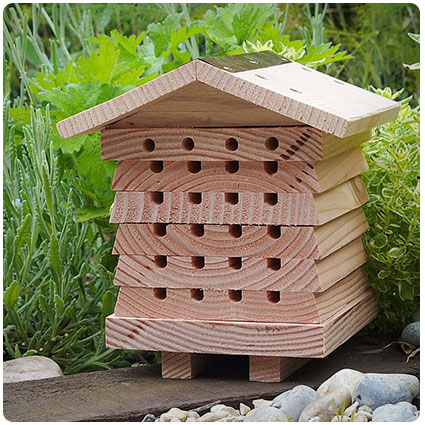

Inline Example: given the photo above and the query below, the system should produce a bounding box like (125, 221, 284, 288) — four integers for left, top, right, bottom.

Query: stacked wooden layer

(104, 126, 378, 382)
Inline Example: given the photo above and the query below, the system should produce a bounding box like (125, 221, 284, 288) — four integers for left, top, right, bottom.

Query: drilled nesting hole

(264, 193, 278, 206)
(225, 161, 239, 173)
(154, 255, 167, 268)
(153, 223, 167, 237)
(267, 291, 280, 304)
(142, 138, 155, 152)
(151, 191, 164, 204)
(228, 289, 242, 302)
(229, 224, 242, 238)
(225, 138, 238, 151)
(187, 161, 201, 173)
(264, 161, 278, 175)
(192, 256, 205, 269)
(191, 288, 204, 301)
(225, 193, 239, 205)
(182, 137, 195, 151)
(267, 258, 281, 271)
(265, 137, 279, 151)
(188, 192, 202, 204)
(190, 224, 204, 237)
(228, 257, 242, 270)
(267, 225, 281, 239)
(150, 160, 163, 173)
(154, 288, 167, 300)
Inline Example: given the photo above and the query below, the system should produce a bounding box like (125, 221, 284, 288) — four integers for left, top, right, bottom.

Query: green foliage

(362, 88, 420, 334)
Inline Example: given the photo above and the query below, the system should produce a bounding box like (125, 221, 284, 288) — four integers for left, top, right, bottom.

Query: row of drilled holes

(153, 255, 282, 271)
(142, 137, 281, 152)
(153, 288, 281, 304)
(153, 223, 281, 239)
(150, 192, 279, 206)
(149, 160, 289, 176)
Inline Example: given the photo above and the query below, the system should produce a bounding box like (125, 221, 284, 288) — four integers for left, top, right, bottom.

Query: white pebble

(239, 404, 251, 416)
(252, 399, 273, 408)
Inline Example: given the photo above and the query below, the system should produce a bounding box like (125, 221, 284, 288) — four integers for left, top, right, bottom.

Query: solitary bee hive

(58, 51, 400, 382)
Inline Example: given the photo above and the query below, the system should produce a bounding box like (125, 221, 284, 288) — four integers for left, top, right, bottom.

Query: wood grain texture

(105, 291, 377, 358)
(161, 352, 216, 379)
(113, 237, 367, 292)
(111, 147, 368, 194)
(101, 126, 371, 162)
(110, 176, 368, 226)
(113, 207, 368, 259)
(249, 357, 309, 383)
(114, 267, 370, 324)
(57, 54, 399, 139)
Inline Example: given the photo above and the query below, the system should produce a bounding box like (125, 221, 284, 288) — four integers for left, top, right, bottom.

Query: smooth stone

(198, 411, 228, 422)
(3, 356, 63, 383)
(308, 417, 320, 422)
(353, 412, 370, 422)
(365, 373, 419, 398)
(355, 376, 412, 410)
(252, 399, 273, 408)
(358, 406, 373, 414)
(372, 402, 416, 422)
(272, 385, 319, 421)
(299, 388, 352, 422)
(211, 405, 239, 416)
(239, 404, 251, 416)
(142, 414, 156, 422)
(160, 408, 189, 422)
(317, 369, 366, 399)
(170, 419, 181, 422)
(344, 402, 359, 417)
(401, 322, 420, 347)
(243, 407, 288, 422)
(331, 416, 351, 422)
(188, 412, 200, 421)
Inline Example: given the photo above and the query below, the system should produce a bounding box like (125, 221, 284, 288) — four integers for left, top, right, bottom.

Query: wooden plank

(110, 176, 368, 226)
(111, 147, 368, 193)
(114, 267, 370, 323)
(113, 207, 368, 259)
(4, 338, 418, 422)
(249, 357, 309, 383)
(105, 291, 377, 358)
(113, 237, 367, 292)
(161, 352, 216, 379)
(101, 126, 371, 162)
(56, 52, 399, 140)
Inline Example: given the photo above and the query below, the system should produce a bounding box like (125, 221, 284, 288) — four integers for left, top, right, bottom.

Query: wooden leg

(249, 356, 309, 382)
(161, 352, 216, 379)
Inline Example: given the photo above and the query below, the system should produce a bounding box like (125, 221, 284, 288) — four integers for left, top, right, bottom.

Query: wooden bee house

(57, 51, 400, 382)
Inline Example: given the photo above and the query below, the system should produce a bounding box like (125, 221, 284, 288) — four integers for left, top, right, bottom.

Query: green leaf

(101, 290, 115, 320)
(76, 207, 111, 222)
(14, 214, 32, 252)
(49, 233, 61, 279)
(388, 246, 407, 259)
(55, 294, 64, 316)
(4, 281, 19, 309)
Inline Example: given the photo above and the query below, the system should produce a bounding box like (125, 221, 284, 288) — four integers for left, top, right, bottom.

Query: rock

(160, 408, 189, 422)
(188, 412, 200, 421)
(372, 402, 416, 422)
(308, 417, 320, 422)
(344, 402, 359, 417)
(299, 388, 352, 422)
(170, 419, 181, 422)
(354, 376, 412, 410)
(243, 407, 288, 422)
(353, 411, 370, 422)
(239, 404, 250, 416)
(330, 415, 351, 422)
(142, 414, 156, 422)
(211, 405, 239, 416)
(272, 385, 319, 421)
(401, 322, 420, 347)
(317, 369, 366, 399)
(358, 406, 373, 415)
(198, 411, 228, 422)
(3, 356, 63, 383)
(365, 373, 419, 398)
(252, 399, 273, 408)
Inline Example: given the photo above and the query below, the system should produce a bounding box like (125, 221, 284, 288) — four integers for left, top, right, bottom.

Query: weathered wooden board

(111, 147, 368, 194)
(57, 52, 399, 140)
(101, 126, 371, 162)
(114, 267, 370, 323)
(106, 291, 377, 357)
(161, 352, 217, 379)
(249, 356, 310, 383)
(110, 176, 368, 226)
(113, 207, 368, 259)
(113, 237, 367, 292)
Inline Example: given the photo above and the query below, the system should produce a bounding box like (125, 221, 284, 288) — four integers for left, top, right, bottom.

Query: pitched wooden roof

(57, 51, 399, 139)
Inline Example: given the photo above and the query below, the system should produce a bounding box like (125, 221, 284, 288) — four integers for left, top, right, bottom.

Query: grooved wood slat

(249, 357, 310, 383)
(111, 147, 368, 193)
(113, 207, 368, 259)
(110, 176, 368, 226)
(101, 126, 371, 162)
(113, 237, 367, 292)
(114, 267, 370, 323)
(161, 352, 216, 379)
(105, 291, 377, 358)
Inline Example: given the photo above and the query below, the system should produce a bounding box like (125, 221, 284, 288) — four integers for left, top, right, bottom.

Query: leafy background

(3, 3, 420, 372)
